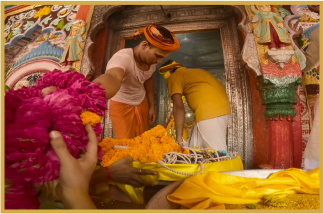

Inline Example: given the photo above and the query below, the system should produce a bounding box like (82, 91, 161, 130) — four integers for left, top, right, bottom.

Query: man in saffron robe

(159, 60, 231, 152)
(93, 24, 180, 139)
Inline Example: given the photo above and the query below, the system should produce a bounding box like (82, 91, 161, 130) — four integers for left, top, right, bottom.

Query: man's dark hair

(160, 59, 180, 73)
(156, 26, 174, 43)
(161, 59, 174, 67)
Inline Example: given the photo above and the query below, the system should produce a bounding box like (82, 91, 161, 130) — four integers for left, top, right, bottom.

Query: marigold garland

(99, 125, 189, 167)
(80, 111, 102, 126)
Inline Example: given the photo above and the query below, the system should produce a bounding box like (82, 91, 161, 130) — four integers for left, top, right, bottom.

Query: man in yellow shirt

(159, 60, 231, 152)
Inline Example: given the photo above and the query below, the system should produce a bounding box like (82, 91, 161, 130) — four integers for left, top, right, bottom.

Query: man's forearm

(173, 106, 185, 143)
(144, 76, 155, 109)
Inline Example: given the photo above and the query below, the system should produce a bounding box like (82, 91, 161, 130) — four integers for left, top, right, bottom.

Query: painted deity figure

(251, 5, 291, 50)
(60, 20, 86, 66)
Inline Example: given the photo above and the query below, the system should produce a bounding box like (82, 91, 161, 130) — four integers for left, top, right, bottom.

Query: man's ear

(140, 41, 149, 49)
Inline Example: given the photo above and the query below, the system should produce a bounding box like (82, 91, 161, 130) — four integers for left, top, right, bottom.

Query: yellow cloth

(107, 155, 243, 204)
(159, 61, 183, 81)
(167, 168, 320, 209)
(167, 67, 231, 122)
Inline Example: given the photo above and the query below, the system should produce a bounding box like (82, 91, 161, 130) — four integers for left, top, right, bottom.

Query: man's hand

(41, 86, 57, 97)
(49, 124, 97, 209)
(108, 157, 157, 187)
(148, 107, 156, 124)
(277, 22, 284, 29)
(176, 141, 185, 148)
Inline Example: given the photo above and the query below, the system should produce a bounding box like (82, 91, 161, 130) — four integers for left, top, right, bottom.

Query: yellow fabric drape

(107, 155, 243, 204)
(167, 168, 320, 209)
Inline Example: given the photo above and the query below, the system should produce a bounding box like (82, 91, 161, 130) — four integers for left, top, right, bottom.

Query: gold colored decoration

(302, 73, 320, 86)
(245, 5, 297, 65)
(33, 6, 51, 19)
(225, 194, 319, 210)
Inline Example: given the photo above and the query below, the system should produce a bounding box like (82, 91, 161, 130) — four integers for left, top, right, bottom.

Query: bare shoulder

(105, 67, 124, 81)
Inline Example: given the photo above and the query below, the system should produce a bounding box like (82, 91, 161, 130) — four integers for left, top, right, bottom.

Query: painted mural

(4, 5, 83, 90)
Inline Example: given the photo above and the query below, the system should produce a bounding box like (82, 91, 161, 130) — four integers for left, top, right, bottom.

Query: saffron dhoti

(109, 98, 149, 139)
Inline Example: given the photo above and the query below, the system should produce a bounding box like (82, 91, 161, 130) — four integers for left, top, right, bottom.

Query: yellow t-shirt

(167, 67, 231, 123)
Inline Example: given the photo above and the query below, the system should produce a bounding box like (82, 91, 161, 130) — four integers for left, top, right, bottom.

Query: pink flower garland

(5, 70, 107, 209)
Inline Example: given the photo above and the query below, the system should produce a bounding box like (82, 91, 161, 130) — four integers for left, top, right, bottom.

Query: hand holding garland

(49, 124, 97, 209)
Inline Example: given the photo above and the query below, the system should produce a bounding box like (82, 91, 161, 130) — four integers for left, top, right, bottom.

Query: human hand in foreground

(49, 124, 97, 209)
(90, 157, 157, 188)
(41, 86, 57, 97)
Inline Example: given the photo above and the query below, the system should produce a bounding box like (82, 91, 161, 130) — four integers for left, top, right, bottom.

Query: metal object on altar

(145, 169, 308, 209)
(266, 50, 295, 69)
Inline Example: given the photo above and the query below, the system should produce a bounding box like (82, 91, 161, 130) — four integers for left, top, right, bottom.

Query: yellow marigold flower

(80, 111, 102, 126)
(183, 149, 190, 155)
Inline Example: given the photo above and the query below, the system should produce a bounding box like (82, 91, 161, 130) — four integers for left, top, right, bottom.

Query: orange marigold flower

(80, 111, 102, 126)
(99, 125, 187, 167)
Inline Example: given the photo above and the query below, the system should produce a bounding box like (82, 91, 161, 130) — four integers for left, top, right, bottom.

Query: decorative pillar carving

(245, 5, 303, 169)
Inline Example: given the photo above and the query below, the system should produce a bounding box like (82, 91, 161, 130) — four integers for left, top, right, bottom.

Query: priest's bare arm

(92, 67, 124, 100)
(144, 74, 156, 124)
(42, 68, 124, 99)
(172, 93, 185, 146)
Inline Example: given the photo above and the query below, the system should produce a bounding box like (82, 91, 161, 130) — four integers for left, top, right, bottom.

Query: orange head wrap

(132, 24, 180, 52)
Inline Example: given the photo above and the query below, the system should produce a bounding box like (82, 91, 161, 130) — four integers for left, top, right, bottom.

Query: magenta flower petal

(5, 69, 106, 209)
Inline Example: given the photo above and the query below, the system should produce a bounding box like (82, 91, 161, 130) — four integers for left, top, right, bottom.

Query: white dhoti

(303, 97, 320, 170)
(187, 114, 230, 152)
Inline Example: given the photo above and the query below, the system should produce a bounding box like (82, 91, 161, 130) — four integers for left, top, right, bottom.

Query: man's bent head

(159, 59, 183, 81)
(132, 25, 180, 65)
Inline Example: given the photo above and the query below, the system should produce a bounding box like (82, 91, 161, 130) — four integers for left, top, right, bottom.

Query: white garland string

(157, 147, 238, 175)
